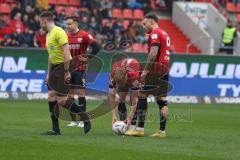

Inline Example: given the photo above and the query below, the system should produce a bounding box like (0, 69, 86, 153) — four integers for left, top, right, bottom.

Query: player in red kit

(109, 58, 141, 132)
(66, 16, 100, 127)
(125, 14, 170, 137)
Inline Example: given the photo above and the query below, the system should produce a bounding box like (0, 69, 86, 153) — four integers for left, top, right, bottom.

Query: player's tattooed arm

(144, 45, 159, 71)
(141, 46, 159, 82)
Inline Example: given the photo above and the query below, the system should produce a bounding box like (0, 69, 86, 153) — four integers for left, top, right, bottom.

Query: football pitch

(0, 100, 239, 160)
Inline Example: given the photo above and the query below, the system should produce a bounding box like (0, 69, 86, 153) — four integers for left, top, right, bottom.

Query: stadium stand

(0, 0, 204, 53)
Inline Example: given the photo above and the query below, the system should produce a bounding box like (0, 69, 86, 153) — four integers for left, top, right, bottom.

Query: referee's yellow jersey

(46, 26, 71, 64)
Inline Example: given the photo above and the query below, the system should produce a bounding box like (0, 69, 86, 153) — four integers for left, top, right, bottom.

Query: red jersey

(110, 58, 141, 89)
(148, 27, 170, 73)
(68, 30, 94, 71)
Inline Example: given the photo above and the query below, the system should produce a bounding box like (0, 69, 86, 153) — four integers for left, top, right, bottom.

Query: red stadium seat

(49, 0, 58, 5)
(133, 9, 144, 19)
(123, 20, 130, 29)
(0, 3, 11, 14)
(66, 7, 78, 16)
(56, 6, 65, 14)
(123, 9, 133, 19)
(57, 0, 68, 5)
(226, 2, 236, 13)
(10, 3, 16, 9)
(112, 8, 122, 19)
(4, 0, 15, 3)
(236, 3, 240, 13)
(69, 0, 80, 7)
(132, 43, 143, 53)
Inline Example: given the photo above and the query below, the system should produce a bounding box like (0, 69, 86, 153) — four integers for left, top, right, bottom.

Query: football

(112, 121, 127, 135)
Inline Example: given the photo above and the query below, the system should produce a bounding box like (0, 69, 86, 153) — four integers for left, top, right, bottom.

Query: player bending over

(109, 58, 141, 132)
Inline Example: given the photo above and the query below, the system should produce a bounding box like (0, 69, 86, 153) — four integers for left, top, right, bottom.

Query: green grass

(0, 100, 239, 160)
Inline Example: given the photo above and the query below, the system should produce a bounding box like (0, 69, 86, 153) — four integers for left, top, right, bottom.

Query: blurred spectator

(56, 9, 67, 28)
(36, 0, 49, 10)
(0, 15, 7, 29)
(10, 2, 22, 19)
(102, 21, 114, 40)
(92, 9, 103, 24)
(112, 20, 124, 35)
(126, 22, 136, 42)
(34, 28, 46, 48)
(100, 0, 113, 18)
(127, 0, 144, 9)
(22, 14, 29, 26)
(79, 16, 90, 31)
(29, 15, 40, 32)
(89, 17, 101, 33)
(1, 34, 19, 47)
(219, 21, 237, 54)
(9, 12, 25, 34)
(17, 27, 34, 47)
(134, 22, 146, 43)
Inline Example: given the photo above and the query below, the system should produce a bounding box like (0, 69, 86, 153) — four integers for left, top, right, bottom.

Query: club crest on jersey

(78, 38, 82, 43)
(151, 34, 158, 39)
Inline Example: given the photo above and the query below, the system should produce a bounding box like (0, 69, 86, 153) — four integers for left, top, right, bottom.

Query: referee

(39, 11, 91, 135)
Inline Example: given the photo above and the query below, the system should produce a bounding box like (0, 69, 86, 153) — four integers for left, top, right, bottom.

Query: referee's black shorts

(48, 63, 70, 96)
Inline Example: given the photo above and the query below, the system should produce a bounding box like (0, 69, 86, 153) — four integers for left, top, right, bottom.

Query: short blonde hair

(114, 68, 127, 86)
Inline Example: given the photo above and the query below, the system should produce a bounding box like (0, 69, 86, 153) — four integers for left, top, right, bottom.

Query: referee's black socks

(48, 101, 60, 133)
(137, 98, 148, 128)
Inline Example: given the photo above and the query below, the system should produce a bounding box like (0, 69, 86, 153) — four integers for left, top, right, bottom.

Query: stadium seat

(123, 20, 130, 29)
(0, 3, 11, 14)
(57, 0, 68, 5)
(56, 6, 65, 14)
(236, 3, 240, 13)
(69, 0, 80, 7)
(226, 2, 236, 13)
(132, 43, 143, 53)
(49, 0, 58, 5)
(4, 0, 15, 3)
(112, 8, 122, 19)
(123, 9, 134, 19)
(10, 3, 16, 9)
(66, 7, 78, 17)
(133, 9, 144, 19)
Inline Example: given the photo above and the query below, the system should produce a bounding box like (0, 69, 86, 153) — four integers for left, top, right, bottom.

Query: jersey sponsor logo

(78, 38, 82, 43)
(151, 34, 158, 39)
(69, 44, 80, 49)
